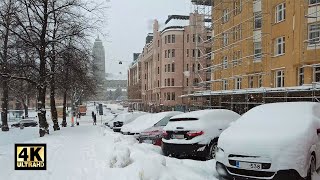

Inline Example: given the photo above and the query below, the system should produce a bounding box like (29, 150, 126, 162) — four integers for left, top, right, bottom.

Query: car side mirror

(317, 129, 320, 135)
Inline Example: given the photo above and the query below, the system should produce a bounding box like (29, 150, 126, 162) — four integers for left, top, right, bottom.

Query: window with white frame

(235, 78, 242, 89)
(223, 56, 228, 69)
(223, 9, 229, 23)
(298, 67, 304, 86)
(258, 75, 263, 87)
(232, 52, 238, 67)
(308, 23, 320, 45)
(310, 0, 320, 5)
(234, 0, 242, 15)
(249, 76, 254, 88)
(314, 67, 320, 82)
(254, 42, 262, 60)
(222, 79, 228, 90)
(275, 3, 286, 23)
(254, 12, 262, 29)
(222, 33, 229, 46)
(275, 37, 285, 56)
(275, 70, 285, 87)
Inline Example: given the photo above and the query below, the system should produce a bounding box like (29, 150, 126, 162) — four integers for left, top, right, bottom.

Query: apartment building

(127, 53, 143, 110)
(204, 0, 320, 114)
(128, 13, 212, 111)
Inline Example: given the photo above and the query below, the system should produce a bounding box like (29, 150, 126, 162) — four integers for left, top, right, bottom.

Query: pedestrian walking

(93, 113, 97, 125)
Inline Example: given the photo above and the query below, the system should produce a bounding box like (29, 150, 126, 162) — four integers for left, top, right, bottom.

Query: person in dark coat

(93, 114, 97, 125)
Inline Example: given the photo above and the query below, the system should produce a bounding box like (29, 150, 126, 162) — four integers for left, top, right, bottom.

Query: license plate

(142, 140, 153, 144)
(172, 134, 184, 139)
(236, 161, 262, 170)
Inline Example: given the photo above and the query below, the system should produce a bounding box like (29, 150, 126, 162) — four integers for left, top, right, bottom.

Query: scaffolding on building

(183, 0, 320, 113)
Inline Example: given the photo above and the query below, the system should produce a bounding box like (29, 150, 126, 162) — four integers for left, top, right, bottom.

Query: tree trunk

(23, 101, 28, 118)
(1, 80, 9, 131)
(38, 86, 48, 137)
(50, 79, 59, 131)
(61, 90, 67, 127)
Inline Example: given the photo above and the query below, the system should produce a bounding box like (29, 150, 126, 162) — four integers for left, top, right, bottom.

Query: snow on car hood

(218, 102, 320, 175)
(121, 112, 181, 134)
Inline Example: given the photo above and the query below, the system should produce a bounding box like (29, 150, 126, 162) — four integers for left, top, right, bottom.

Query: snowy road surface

(0, 116, 218, 180)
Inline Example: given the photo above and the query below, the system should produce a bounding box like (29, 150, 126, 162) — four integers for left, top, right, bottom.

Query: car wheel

(306, 154, 316, 180)
(206, 141, 218, 160)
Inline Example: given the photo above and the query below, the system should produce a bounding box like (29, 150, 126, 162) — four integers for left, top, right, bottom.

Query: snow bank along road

(0, 117, 218, 180)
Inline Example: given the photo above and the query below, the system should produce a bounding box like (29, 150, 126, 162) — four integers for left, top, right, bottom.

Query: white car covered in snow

(120, 111, 183, 137)
(216, 102, 320, 180)
(162, 109, 240, 160)
(112, 112, 147, 132)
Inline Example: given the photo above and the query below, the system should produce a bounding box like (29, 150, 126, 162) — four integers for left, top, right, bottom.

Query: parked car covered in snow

(121, 111, 183, 137)
(162, 109, 240, 160)
(11, 118, 38, 128)
(112, 112, 147, 132)
(139, 111, 184, 146)
(216, 102, 320, 180)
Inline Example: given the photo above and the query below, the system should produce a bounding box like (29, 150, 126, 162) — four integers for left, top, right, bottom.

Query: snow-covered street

(0, 115, 218, 180)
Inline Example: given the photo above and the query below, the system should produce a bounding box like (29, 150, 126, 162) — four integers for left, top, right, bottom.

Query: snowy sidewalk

(0, 119, 218, 180)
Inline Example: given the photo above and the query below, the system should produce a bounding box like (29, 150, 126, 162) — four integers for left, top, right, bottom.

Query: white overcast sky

(99, 0, 191, 78)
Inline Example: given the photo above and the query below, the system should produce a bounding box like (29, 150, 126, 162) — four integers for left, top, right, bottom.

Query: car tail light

(162, 130, 168, 138)
(186, 131, 204, 137)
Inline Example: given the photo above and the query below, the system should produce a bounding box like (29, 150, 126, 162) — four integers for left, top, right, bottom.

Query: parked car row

(106, 102, 320, 180)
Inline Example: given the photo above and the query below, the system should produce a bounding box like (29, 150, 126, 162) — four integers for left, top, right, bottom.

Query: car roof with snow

(170, 109, 239, 121)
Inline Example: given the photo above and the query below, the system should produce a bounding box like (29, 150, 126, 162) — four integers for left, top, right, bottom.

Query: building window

(158, 80, 160, 87)
(275, 37, 285, 56)
(193, 34, 196, 42)
(275, 70, 285, 87)
(157, 53, 159, 61)
(165, 65, 167, 72)
(298, 67, 304, 86)
(222, 79, 228, 90)
(144, 74, 147, 79)
(314, 67, 320, 82)
(254, 42, 262, 60)
(192, 64, 195, 72)
(168, 78, 171, 86)
(198, 63, 201, 71)
(172, 63, 175, 72)
(254, 12, 262, 29)
(167, 93, 171, 100)
(168, 64, 171, 72)
(186, 64, 189, 71)
(186, 78, 189, 86)
(158, 40, 160, 47)
(172, 35, 175, 43)
(187, 49, 189, 57)
(308, 23, 320, 46)
(165, 50, 167, 58)
(172, 92, 176, 100)
(275, 3, 286, 23)
(165, 79, 167, 86)
(194, 78, 199, 86)
(172, 78, 175, 86)
(165, 36, 167, 44)
(198, 35, 201, 43)
(233, 25, 241, 41)
(222, 33, 229, 46)
(248, 76, 254, 88)
(192, 49, 196, 57)
(197, 49, 201, 57)
(168, 49, 171, 58)
(187, 34, 189, 42)
(222, 9, 229, 23)
(223, 56, 228, 69)
(145, 84, 147, 90)
(172, 49, 175, 57)
(235, 78, 242, 89)
(168, 35, 171, 43)
(234, 0, 242, 15)
(258, 75, 263, 87)
(310, 0, 320, 5)
(157, 67, 160, 74)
